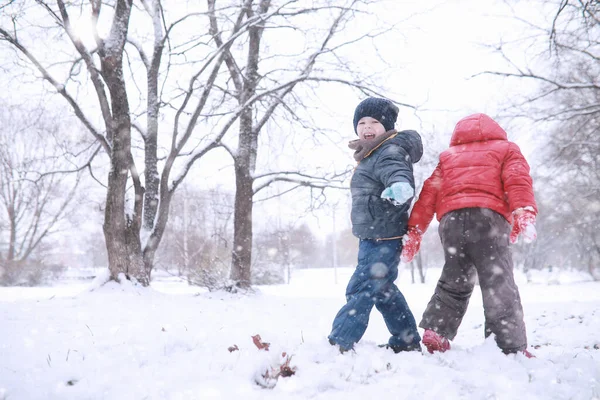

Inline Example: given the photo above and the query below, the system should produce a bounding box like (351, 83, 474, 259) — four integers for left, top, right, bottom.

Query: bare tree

(253, 222, 322, 284)
(0, 103, 83, 280)
(0, 0, 412, 288)
(157, 184, 233, 288)
(209, 0, 414, 288)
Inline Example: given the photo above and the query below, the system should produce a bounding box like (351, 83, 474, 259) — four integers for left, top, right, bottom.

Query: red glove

(510, 209, 537, 244)
(401, 226, 423, 263)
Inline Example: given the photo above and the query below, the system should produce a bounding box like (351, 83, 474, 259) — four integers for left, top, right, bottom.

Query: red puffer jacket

(408, 113, 537, 232)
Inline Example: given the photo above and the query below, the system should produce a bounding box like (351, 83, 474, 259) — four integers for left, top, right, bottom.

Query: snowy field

(0, 267, 598, 400)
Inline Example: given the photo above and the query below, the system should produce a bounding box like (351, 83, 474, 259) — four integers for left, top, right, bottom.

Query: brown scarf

(348, 130, 397, 162)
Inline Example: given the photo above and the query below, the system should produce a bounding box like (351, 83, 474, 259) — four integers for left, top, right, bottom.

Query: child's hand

(401, 226, 423, 263)
(510, 208, 537, 244)
(381, 182, 414, 206)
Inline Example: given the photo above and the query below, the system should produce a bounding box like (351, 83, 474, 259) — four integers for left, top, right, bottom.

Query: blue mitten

(381, 182, 414, 206)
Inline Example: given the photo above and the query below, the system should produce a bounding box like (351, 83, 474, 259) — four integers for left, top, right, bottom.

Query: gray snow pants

(419, 208, 527, 353)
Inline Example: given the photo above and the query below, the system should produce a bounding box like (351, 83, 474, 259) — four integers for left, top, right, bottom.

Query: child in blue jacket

(327, 97, 423, 353)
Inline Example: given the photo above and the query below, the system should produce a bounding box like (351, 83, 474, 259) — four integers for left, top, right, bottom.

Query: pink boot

(522, 349, 535, 358)
(422, 329, 450, 354)
(503, 348, 536, 358)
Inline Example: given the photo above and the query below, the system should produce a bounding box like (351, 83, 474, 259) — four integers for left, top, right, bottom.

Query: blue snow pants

(328, 238, 421, 351)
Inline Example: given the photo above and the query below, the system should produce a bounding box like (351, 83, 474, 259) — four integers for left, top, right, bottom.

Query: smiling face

(356, 116, 386, 140)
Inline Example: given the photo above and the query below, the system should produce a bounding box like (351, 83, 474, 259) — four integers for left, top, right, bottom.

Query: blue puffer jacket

(350, 130, 423, 239)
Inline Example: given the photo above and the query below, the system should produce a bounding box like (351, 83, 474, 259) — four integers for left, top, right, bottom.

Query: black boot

(329, 338, 352, 354)
(379, 342, 422, 354)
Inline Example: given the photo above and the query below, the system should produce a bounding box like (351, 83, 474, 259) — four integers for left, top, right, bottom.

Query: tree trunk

(143, 109, 159, 230)
(101, 0, 148, 286)
(230, 108, 257, 288)
(7, 204, 15, 261)
(102, 111, 149, 285)
(142, 188, 173, 280)
(230, 159, 254, 288)
(228, 1, 269, 288)
(142, 1, 163, 230)
(415, 252, 426, 283)
(229, 89, 259, 289)
(589, 257, 600, 281)
(103, 117, 148, 285)
(103, 213, 147, 285)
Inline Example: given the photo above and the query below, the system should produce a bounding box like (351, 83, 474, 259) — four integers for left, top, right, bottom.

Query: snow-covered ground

(0, 267, 598, 400)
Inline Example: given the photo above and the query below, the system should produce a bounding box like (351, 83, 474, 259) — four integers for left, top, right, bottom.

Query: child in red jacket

(401, 113, 537, 357)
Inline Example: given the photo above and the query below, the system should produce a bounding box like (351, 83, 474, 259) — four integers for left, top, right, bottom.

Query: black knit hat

(353, 97, 399, 134)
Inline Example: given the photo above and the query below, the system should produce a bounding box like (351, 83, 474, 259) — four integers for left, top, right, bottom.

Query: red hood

(450, 113, 507, 146)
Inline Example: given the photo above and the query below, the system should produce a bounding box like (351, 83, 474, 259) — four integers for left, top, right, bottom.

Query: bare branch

(253, 177, 348, 203)
(127, 37, 149, 68)
(35, 145, 103, 181)
(0, 0, 18, 11)
(550, 0, 570, 49)
(207, 0, 247, 96)
(0, 27, 110, 154)
(253, 174, 349, 195)
(22, 172, 82, 260)
(171, 4, 273, 148)
(55, 0, 114, 135)
(475, 70, 600, 90)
